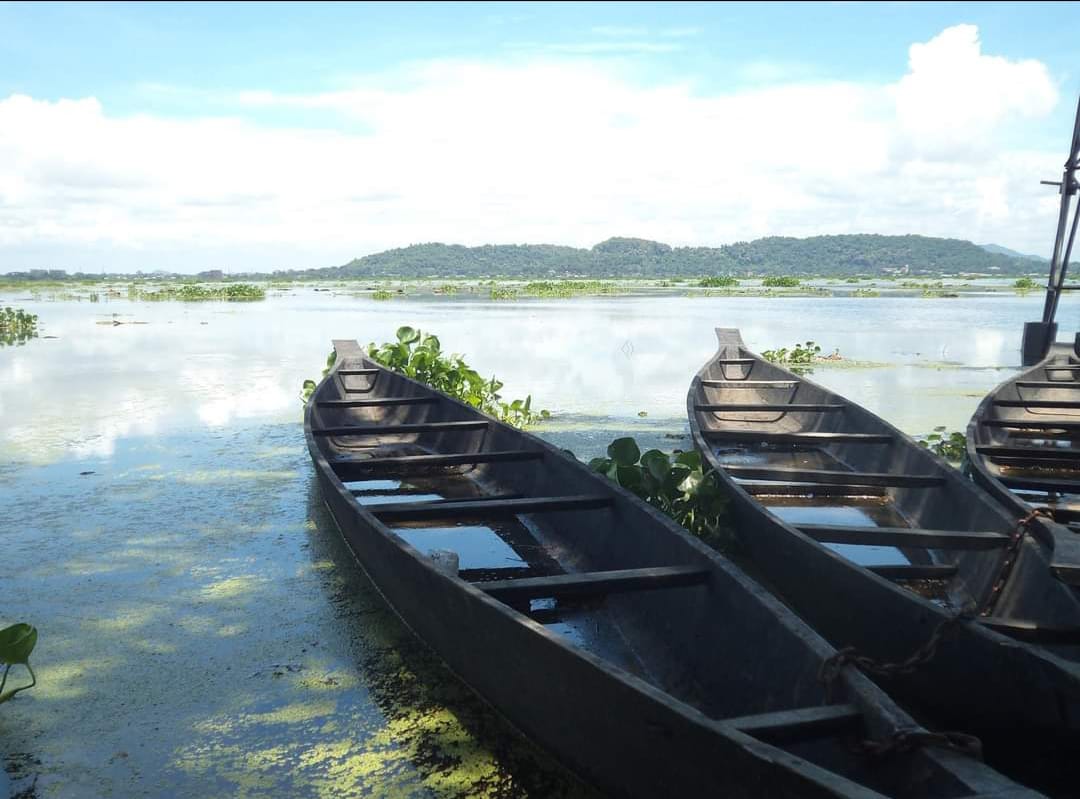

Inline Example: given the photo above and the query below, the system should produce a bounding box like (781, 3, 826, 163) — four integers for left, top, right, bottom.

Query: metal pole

(1041, 96, 1080, 326)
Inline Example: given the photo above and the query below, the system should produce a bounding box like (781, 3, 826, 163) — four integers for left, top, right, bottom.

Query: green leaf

(396, 326, 420, 345)
(0, 624, 36, 665)
(674, 450, 702, 470)
(607, 437, 641, 467)
(588, 457, 613, 473)
(615, 465, 644, 492)
(640, 449, 671, 481)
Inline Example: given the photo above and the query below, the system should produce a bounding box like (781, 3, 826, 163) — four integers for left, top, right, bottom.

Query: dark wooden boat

(967, 348, 1080, 583)
(688, 329, 1080, 750)
(306, 339, 1029, 799)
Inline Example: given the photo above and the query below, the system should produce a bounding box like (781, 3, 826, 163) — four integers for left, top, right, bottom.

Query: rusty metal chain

(854, 728, 984, 760)
(981, 507, 1053, 614)
(818, 608, 975, 698)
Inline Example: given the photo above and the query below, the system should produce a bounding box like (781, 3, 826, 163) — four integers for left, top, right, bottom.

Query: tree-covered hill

(1, 234, 1047, 282)
(305, 234, 1041, 279)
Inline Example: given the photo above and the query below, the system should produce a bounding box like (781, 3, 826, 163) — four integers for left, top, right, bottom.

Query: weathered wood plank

(994, 399, 1080, 409)
(723, 465, 944, 488)
(315, 421, 488, 436)
(738, 481, 888, 497)
(331, 450, 544, 477)
(701, 380, 799, 388)
(976, 444, 1080, 460)
(706, 430, 892, 444)
(696, 404, 845, 413)
(797, 524, 1008, 550)
(979, 618, 1080, 645)
(867, 564, 958, 580)
(724, 705, 863, 744)
(999, 473, 1080, 494)
(318, 396, 438, 408)
(372, 494, 613, 521)
(476, 565, 709, 602)
(981, 419, 1080, 431)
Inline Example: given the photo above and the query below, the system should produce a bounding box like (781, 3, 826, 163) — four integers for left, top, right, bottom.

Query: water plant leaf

(0, 624, 36, 665)
(607, 437, 641, 467)
(640, 449, 670, 481)
(396, 326, 420, 345)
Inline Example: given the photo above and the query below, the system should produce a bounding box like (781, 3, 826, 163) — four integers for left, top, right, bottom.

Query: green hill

(306, 234, 1040, 279)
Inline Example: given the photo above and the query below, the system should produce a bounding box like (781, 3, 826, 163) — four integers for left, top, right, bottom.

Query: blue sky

(1, 2, 1078, 273)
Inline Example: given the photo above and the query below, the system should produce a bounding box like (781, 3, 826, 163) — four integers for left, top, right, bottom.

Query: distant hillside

(0, 234, 1047, 282)
(979, 243, 1045, 262)
(298, 234, 1043, 279)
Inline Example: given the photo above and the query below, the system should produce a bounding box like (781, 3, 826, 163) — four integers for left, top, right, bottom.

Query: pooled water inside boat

(707, 440, 955, 602)
(2, 285, 1071, 797)
(346, 472, 655, 679)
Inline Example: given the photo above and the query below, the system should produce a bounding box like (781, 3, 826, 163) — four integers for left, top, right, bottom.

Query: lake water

(0, 286, 1071, 797)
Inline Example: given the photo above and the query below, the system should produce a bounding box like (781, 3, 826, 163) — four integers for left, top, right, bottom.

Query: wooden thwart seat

(714, 358, 755, 365)
(315, 420, 489, 436)
(318, 397, 437, 408)
(331, 450, 543, 477)
(796, 524, 1009, 550)
(476, 565, 709, 602)
(723, 704, 863, 744)
(867, 564, 958, 580)
(981, 419, 1080, 431)
(722, 465, 945, 488)
(739, 482, 887, 497)
(707, 430, 891, 444)
(1016, 381, 1080, 389)
(700, 380, 799, 388)
(994, 399, 1080, 409)
(696, 403, 845, 413)
(337, 369, 380, 376)
(371, 494, 613, 521)
(979, 618, 1080, 645)
(999, 474, 1080, 493)
(976, 444, 1080, 460)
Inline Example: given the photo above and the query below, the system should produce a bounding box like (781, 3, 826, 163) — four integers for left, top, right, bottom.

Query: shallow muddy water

(0, 286, 1070, 796)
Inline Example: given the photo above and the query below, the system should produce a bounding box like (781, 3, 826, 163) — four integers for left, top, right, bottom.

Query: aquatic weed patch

(587, 438, 732, 549)
(917, 428, 966, 465)
(128, 283, 266, 302)
(366, 327, 550, 428)
(0, 307, 38, 347)
(303, 327, 551, 428)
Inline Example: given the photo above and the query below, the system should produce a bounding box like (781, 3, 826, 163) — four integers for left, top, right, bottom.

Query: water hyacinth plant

(761, 340, 822, 366)
(0, 623, 37, 704)
(0, 307, 38, 347)
(128, 283, 266, 302)
(918, 428, 967, 464)
(365, 327, 550, 428)
(588, 438, 731, 549)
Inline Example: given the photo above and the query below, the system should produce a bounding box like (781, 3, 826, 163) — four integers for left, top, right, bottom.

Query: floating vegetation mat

(0, 306, 39, 347)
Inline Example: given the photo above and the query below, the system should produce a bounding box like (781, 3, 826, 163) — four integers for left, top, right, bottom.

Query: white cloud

(0, 24, 1063, 272)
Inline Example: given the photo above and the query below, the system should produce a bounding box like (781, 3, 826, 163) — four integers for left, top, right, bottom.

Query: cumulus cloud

(0, 24, 1064, 272)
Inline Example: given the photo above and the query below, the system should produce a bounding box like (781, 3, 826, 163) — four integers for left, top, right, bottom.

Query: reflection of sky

(0, 289, 1052, 464)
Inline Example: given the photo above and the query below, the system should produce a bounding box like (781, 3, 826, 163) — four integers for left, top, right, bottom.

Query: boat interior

(690, 331, 1080, 645)
(974, 358, 1080, 524)
(307, 345, 991, 798)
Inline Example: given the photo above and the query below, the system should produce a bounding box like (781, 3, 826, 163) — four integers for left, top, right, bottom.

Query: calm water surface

(0, 288, 1070, 796)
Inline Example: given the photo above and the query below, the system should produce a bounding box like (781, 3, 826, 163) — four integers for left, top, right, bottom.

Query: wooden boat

(305, 339, 1029, 799)
(967, 348, 1080, 583)
(688, 330, 1080, 753)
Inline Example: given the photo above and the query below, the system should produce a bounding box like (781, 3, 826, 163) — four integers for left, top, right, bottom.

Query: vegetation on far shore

(1, 234, 1046, 285)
